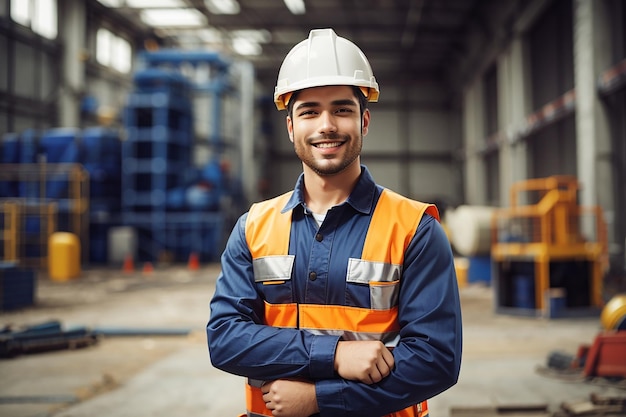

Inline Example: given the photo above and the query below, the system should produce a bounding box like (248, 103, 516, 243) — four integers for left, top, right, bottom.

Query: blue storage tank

(40, 128, 81, 164)
(19, 129, 40, 164)
(39, 128, 81, 200)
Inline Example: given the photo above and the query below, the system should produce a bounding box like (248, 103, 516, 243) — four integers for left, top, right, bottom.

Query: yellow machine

(491, 176, 607, 316)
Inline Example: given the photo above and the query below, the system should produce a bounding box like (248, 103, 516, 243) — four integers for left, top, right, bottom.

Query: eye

(336, 107, 354, 114)
(298, 109, 317, 117)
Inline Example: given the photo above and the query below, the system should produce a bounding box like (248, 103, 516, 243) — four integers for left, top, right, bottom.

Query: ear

(361, 109, 371, 137)
(286, 115, 294, 143)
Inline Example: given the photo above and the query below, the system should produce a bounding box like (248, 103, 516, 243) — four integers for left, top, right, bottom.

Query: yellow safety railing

(491, 176, 607, 312)
(0, 163, 89, 269)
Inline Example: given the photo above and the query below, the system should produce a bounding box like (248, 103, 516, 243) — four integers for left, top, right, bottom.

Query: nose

(318, 111, 337, 134)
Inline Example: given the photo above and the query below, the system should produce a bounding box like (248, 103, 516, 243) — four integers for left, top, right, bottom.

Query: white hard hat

(274, 28, 380, 110)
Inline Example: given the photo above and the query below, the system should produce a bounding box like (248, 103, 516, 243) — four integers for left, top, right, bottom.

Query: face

(286, 85, 370, 177)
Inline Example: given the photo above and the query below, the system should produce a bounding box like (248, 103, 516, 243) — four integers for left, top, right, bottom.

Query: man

(207, 28, 462, 417)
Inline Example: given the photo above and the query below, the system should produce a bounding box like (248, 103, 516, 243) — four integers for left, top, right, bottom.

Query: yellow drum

(48, 232, 81, 282)
(600, 293, 626, 331)
(454, 258, 469, 288)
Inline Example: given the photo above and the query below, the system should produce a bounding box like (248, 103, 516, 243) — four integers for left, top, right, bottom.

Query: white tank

(445, 205, 496, 257)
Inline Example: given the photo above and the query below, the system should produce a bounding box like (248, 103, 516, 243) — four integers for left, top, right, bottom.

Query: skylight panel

(126, 0, 186, 8)
(283, 0, 305, 15)
(205, 0, 240, 15)
(140, 8, 207, 27)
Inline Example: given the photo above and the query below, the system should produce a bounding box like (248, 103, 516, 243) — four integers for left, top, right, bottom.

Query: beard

(294, 132, 362, 176)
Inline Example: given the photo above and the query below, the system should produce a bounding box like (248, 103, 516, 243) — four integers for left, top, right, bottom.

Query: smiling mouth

(313, 141, 343, 148)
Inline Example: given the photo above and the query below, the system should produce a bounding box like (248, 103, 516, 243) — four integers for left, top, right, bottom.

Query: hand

(261, 378, 319, 417)
(334, 340, 394, 384)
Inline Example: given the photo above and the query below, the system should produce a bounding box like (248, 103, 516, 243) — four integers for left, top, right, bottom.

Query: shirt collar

(281, 165, 377, 215)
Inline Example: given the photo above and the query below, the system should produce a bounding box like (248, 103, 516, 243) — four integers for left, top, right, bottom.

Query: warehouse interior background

(1, 0, 626, 415)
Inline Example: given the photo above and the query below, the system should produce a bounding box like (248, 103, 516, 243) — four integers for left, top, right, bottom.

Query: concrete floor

(0, 264, 624, 417)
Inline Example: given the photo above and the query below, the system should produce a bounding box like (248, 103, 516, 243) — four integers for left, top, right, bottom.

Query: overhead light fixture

(96, 0, 123, 7)
(205, 0, 240, 15)
(283, 0, 305, 15)
(231, 29, 271, 43)
(194, 28, 224, 43)
(98, 0, 184, 7)
(126, 0, 185, 7)
(232, 37, 262, 56)
(229, 29, 270, 56)
(140, 8, 207, 27)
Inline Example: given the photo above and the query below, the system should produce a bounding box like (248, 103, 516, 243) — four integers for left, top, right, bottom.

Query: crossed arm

(261, 340, 395, 417)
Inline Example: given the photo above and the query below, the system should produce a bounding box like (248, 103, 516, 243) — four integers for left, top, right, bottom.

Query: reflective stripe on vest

(243, 189, 437, 417)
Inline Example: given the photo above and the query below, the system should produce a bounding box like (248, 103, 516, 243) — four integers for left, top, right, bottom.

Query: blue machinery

(121, 50, 244, 262)
(0, 49, 252, 266)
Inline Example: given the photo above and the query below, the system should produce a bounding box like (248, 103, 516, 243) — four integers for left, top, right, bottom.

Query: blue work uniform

(208, 165, 462, 417)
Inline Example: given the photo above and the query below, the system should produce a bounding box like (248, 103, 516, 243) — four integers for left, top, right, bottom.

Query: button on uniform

(309, 272, 317, 281)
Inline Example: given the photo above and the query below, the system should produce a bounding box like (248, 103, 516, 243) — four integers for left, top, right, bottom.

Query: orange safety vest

(243, 188, 439, 417)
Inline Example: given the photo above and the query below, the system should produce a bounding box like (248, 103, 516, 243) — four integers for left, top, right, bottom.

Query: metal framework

(491, 176, 608, 315)
(0, 163, 89, 268)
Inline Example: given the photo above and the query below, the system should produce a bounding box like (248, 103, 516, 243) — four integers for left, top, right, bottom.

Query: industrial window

(96, 28, 132, 73)
(10, 0, 58, 39)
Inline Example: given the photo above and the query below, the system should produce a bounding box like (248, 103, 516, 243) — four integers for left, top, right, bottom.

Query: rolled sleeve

(309, 334, 340, 379)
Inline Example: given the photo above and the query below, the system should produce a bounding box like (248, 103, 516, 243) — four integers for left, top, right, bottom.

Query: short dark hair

(287, 86, 369, 120)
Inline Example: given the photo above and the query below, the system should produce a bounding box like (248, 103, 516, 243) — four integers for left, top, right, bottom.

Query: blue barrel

(546, 288, 566, 318)
(467, 255, 492, 284)
(513, 275, 535, 309)
(18, 129, 39, 164)
(1, 133, 19, 163)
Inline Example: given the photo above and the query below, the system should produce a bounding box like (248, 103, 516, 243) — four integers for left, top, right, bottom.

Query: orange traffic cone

(188, 252, 200, 271)
(122, 254, 134, 274)
(142, 262, 154, 276)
